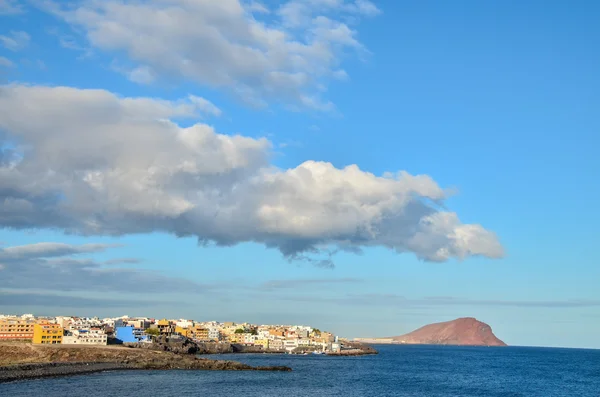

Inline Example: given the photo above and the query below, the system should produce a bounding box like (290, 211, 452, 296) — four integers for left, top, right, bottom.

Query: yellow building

(33, 323, 63, 344)
(175, 326, 192, 338)
(230, 333, 246, 343)
(0, 318, 36, 340)
(253, 339, 269, 349)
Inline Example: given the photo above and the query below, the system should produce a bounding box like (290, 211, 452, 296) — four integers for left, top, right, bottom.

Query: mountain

(390, 317, 507, 346)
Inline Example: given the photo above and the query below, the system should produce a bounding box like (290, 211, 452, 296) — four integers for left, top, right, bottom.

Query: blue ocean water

(2, 345, 599, 396)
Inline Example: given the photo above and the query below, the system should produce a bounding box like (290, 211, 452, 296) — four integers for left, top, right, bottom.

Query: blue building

(114, 326, 149, 343)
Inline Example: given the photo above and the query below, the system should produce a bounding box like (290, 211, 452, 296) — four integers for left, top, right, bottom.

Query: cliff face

(392, 317, 507, 346)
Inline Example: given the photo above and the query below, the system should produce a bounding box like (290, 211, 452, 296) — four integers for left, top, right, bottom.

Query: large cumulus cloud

(0, 84, 503, 263)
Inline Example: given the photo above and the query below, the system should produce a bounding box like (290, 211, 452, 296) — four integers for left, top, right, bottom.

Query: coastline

(0, 343, 291, 383)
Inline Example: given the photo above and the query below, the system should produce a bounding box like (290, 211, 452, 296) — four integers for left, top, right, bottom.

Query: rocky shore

(0, 362, 135, 383)
(0, 343, 291, 383)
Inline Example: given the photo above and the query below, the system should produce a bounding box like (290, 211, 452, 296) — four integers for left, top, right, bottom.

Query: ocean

(2, 345, 599, 396)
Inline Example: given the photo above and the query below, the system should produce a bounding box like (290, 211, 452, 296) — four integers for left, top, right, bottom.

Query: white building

(269, 339, 284, 350)
(62, 329, 108, 345)
(284, 338, 299, 351)
(69, 318, 101, 330)
(176, 319, 194, 329)
(298, 338, 311, 347)
(208, 328, 220, 340)
(258, 329, 271, 339)
(244, 334, 257, 344)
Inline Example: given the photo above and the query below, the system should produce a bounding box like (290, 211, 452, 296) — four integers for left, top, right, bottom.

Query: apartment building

(33, 323, 63, 344)
(0, 318, 36, 340)
(63, 328, 107, 345)
(193, 326, 209, 340)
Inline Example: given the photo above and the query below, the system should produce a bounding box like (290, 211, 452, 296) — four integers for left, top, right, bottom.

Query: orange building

(0, 318, 36, 340)
(192, 326, 209, 340)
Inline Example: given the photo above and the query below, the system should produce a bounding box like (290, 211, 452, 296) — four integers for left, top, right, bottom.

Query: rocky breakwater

(0, 342, 291, 383)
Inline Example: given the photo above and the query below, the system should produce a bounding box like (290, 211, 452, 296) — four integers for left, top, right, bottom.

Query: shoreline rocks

(0, 362, 134, 383)
(0, 343, 291, 383)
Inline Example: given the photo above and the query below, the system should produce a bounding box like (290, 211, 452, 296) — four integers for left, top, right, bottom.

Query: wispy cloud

(0, 56, 14, 68)
(260, 277, 363, 290)
(0, 291, 171, 308)
(0, 242, 206, 294)
(0, 242, 120, 261)
(258, 292, 600, 309)
(103, 257, 143, 265)
(0, 0, 23, 15)
(0, 30, 30, 51)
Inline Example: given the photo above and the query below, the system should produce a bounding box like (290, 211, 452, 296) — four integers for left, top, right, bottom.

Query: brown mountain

(391, 317, 507, 346)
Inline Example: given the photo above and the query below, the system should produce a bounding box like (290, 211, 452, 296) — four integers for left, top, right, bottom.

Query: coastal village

(0, 313, 349, 354)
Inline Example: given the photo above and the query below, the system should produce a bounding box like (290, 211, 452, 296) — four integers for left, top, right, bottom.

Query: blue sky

(0, 0, 599, 349)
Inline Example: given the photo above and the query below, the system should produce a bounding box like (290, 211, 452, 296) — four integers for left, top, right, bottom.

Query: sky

(0, 0, 598, 349)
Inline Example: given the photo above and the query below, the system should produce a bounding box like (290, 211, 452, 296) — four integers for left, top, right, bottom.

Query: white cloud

(40, 0, 379, 110)
(0, 30, 30, 51)
(0, 84, 503, 264)
(0, 0, 23, 15)
(188, 95, 222, 117)
(127, 65, 156, 85)
(0, 56, 14, 68)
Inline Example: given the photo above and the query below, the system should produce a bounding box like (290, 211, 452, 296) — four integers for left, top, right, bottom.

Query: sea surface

(2, 345, 599, 396)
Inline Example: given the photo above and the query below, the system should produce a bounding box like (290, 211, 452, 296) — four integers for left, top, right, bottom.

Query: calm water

(2, 345, 599, 396)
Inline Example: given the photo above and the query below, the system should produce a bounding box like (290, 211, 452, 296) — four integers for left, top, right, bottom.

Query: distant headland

(355, 317, 507, 347)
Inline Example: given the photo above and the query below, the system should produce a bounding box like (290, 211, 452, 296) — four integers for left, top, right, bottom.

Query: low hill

(390, 317, 506, 346)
